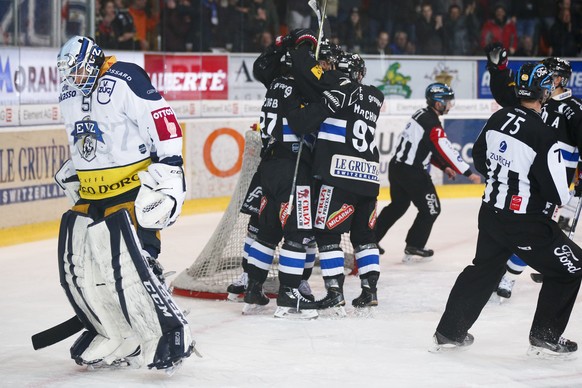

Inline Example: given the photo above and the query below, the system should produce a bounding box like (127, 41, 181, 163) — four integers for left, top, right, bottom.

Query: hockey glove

(54, 159, 80, 205)
(135, 163, 186, 230)
(276, 29, 317, 51)
(485, 42, 508, 72)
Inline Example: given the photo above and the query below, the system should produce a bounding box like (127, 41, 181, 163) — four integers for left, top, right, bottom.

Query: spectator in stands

(286, 0, 312, 30)
(256, 29, 274, 51)
(444, 3, 481, 55)
(129, 0, 159, 50)
(97, 0, 119, 49)
(513, 0, 539, 51)
(340, 7, 367, 53)
(416, 2, 444, 55)
(480, 3, 518, 54)
(548, 6, 580, 57)
(390, 30, 415, 55)
(217, 0, 248, 52)
(393, 1, 420, 44)
(160, 0, 192, 51)
(247, 0, 279, 52)
(112, 0, 136, 50)
(365, 30, 391, 55)
(515, 34, 536, 56)
(366, 0, 393, 45)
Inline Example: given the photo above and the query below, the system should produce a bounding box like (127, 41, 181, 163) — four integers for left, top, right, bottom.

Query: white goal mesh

(172, 130, 354, 299)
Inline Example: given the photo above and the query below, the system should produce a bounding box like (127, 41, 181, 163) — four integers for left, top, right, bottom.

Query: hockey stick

(32, 316, 84, 350)
(286, 0, 327, 216)
(530, 196, 582, 283)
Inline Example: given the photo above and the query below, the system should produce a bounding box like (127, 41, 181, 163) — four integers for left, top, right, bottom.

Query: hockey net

(172, 130, 355, 300)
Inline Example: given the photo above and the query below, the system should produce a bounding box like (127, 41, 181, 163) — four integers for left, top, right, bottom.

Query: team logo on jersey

(510, 195, 522, 211)
(151, 107, 182, 141)
(499, 141, 507, 153)
(315, 185, 333, 229)
(71, 117, 105, 162)
(97, 79, 116, 104)
(296, 185, 312, 229)
(326, 204, 354, 230)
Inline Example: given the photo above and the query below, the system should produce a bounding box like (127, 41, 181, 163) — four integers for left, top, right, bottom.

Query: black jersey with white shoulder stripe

(473, 105, 570, 215)
(312, 83, 384, 197)
(392, 107, 471, 175)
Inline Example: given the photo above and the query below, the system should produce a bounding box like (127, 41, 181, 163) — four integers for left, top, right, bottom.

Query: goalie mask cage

(172, 130, 355, 300)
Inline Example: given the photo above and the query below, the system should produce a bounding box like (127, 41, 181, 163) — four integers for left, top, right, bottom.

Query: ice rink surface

(3, 197, 582, 387)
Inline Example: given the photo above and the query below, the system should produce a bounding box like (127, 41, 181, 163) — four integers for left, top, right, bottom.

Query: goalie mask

(57, 36, 105, 96)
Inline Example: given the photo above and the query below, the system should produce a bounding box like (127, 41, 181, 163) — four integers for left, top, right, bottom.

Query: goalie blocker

(58, 209, 194, 370)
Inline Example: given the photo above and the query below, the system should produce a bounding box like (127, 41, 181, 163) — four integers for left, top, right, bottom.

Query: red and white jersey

(58, 56, 183, 200)
(392, 107, 470, 175)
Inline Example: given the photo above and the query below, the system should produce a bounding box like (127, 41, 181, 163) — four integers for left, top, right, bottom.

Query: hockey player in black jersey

(375, 83, 481, 263)
(434, 63, 582, 358)
(309, 52, 384, 310)
(486, 44, 582, 297)
(242, 36, 353, 319)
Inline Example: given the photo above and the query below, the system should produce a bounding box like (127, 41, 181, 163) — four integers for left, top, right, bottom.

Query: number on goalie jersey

(54, 36, 193, 371)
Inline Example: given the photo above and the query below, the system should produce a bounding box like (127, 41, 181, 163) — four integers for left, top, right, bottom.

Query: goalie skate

(403, 246, 434, 263)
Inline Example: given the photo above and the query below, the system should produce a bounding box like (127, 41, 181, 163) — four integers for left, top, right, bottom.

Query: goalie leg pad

(58, 211, 140, 366)
(87, 209, 193, 370)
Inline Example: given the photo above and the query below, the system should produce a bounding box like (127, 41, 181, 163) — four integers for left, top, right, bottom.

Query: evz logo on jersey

(296, 186, 312, 229)
(151, 107, 182, 141)
(71, 118, 104, 162)
(97, 79, 116, 104)
(315, 185, 333, 229)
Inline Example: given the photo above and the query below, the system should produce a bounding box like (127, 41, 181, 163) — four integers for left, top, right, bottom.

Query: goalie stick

(31, 315, 84, 350)
(530, 196, 582, 283)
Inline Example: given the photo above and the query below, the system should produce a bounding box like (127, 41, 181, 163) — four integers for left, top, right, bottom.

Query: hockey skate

(242, 278, 270, 315)
(317, 276, 347, 318)
(298, 279, 315, 301)
(402, 245, 434, 263)
(352, 275, 379, 310)
(274, 286, 319, 320)
(527, 336, 578, 360)
(430, 331, 474, 353)
(496, 274, 515, 299)
(227, 272, 248, 302)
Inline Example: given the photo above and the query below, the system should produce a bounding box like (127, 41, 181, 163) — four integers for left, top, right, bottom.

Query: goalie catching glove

(135, 163, 186, 229)
(55, 159, 80, 205)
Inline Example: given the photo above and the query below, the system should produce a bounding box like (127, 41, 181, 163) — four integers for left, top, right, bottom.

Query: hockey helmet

(426, 82, 455, 113)
(57, 36, 105, 96)
(337, 52, 366, 83)
(514, 62, 554, 102)
(542, 57, 572, 88)
(318, 39, 342, 67)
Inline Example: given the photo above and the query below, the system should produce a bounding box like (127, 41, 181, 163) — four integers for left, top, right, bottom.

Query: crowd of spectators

(90, 0, 582, 57)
